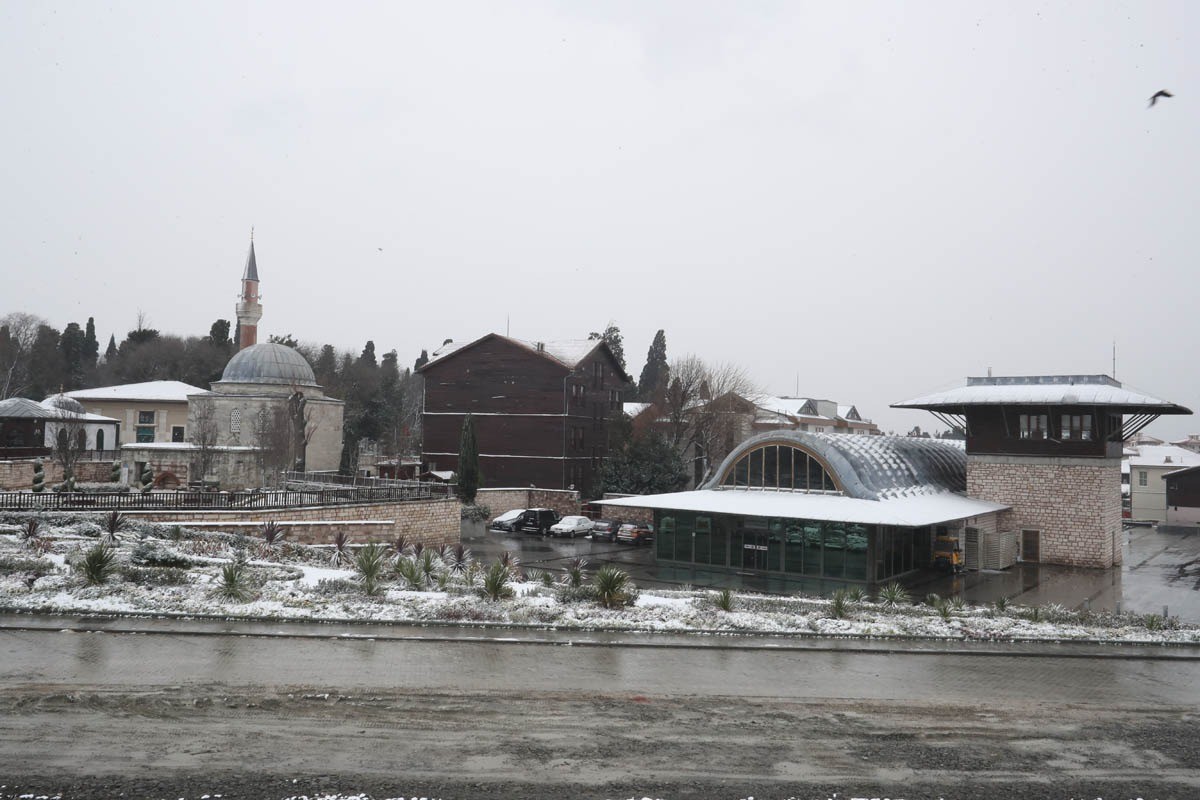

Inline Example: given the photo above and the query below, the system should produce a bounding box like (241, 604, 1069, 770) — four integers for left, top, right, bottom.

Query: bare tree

(49, 410, 88, 491)
(190, 397, 219, 486)
(253, 393, 321, 485)
(0, 312, 46, 399)
(659, 356, 758, 486)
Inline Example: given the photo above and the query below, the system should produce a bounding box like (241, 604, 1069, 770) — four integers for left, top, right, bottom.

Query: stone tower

(235, 235, 262, 351)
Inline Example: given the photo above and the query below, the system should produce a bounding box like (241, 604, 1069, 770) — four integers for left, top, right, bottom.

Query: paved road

(1, 623, 1198, 799)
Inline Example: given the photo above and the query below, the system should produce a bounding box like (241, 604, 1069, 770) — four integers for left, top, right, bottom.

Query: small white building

(1125, 444, 1200, 523)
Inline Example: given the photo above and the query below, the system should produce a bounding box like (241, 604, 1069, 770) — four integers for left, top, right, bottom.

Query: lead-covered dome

(219, 342, 318, 386)
(41, 394, 86, 415)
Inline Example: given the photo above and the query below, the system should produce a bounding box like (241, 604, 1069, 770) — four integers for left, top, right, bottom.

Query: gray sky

(2, 1, 1197, 438)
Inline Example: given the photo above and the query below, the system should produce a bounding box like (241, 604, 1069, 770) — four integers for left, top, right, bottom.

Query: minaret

(236, 232, 262, 351)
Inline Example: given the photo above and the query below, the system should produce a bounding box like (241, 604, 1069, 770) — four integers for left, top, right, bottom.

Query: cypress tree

(104, 334, 117, 362)
(637, 329, 669, 401)
(110, 460, 121, 483)
(457, 413, 480, 504)
(83, 317, 99, 368)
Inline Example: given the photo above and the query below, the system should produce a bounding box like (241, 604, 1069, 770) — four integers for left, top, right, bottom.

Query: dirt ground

(1, 683, 1196, 800)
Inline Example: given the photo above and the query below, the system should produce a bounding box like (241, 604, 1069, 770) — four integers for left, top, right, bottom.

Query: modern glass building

(601, 431, 1007, 586)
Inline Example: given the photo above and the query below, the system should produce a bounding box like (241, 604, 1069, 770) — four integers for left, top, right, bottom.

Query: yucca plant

(79, 543, 118, 586)
(844, 586, 867, 603)
(329, 530, 353, 567)
(593, 565, 633, 609)
(993, 596, 1010, 613)
(714, 587, 735, 612)
(499, 550, 522, 580)
(19, 518, 42, 545)
(462, 561, 483, 589)
(950, 596, 967, 612)
(434, 571, 451, 591)
(480, 560, 514, 602)
(562, 557, 588, 589)
(354, 542, 389, 596)
(924, 594, 953, 621)
(260, 521, 288, 550)
(828, 588, 851, 619)
(445, 543, 472, 575)
(416, 549, 442, 586)
(411, 541, 425, 558)
(393, 555, 424, 590)
(1020, 605, 1044, 623)
(100, 511, 127, 546)
(215, 561, 255, 602)
(876, 581, 910, 608)
(392, 534, 409, 556)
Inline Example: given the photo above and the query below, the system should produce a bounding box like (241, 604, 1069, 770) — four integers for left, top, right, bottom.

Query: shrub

(78, 543, 118, 586)
(844, 586, 867, 603)
(876, 581, 910, 608)
(129, 541, 192, 568)
(215, 561, 255, 602)
(460, 503, 491, 523)
(313, 578, 358, 596)
(354, 542, 389, 596)
(480, 561, 514, 602)
(74, 483, 130, 494)
(445, 543, 472, 575)
(950, 596, 967, 612)
(555, 583, 598, 604)
(1019, 605, 1044, 623)
(993, 596, 1010, 613)
(101, 511, 128, 546)
(0, 554, 54, 577)
(120, 566, 189, 586)
(1143, 613, 1165, 631)
(562, 557, 588, 589)
(329, 530, 353, 568)
(392, 534, 409, 556)
(393, 556, 424, 590)
(714, 588, 735, 612)
(19, 518, 42, 544)
(260, 521, 288, 549)
(594, 566, 635, 609)
(31, 459, 45, 493)
(828, 588, 851, 619)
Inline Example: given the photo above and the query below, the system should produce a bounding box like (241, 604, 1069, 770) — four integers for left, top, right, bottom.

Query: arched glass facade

(719, 443, 839, 492)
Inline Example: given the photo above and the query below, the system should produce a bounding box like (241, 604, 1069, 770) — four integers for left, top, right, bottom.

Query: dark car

(590, 519, 622, 542)
(490, 508, 526, 533)
(517, 508, 560, 535)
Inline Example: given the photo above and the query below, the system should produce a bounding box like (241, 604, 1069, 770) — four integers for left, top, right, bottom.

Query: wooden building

(418, 334, 632, 496)
(1165, 465, 1200, 526)
(893, 374, 1191, 567)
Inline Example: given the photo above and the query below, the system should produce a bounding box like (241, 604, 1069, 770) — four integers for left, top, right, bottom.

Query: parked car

(490, 508, 525, 533)
(549, 515, 594, 538)
(590, 519, 622, 542)
(616, 522, 654, 545)
(517, 508, 560, 535)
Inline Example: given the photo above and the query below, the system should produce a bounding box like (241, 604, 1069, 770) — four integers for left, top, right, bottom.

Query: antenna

(795, 371, 799, 396)
(1112, 339, 1116, 379)
(506, 315, 510, 337)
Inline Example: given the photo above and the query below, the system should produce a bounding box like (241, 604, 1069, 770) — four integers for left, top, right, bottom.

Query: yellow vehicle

(933, 535, 963, 573)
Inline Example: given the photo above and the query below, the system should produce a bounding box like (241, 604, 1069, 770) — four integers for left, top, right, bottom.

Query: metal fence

(0, 483, 456, 512)
(281, 470, 456, 491)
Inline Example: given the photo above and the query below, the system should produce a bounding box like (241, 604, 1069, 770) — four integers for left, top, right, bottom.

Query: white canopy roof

(893, 375, 1189, 413)
(66, 380, 209, 403)
(598, 488, 1007, 528)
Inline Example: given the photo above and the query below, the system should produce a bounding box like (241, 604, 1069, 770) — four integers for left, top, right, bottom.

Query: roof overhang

(597, 488, 1008, 528)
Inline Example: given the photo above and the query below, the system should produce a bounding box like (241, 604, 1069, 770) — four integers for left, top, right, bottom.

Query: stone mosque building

(121, 239, 344, 488)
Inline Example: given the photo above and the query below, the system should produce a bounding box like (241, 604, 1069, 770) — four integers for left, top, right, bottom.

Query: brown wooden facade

(419, 335, 630, 496)
(1165, 466, 1200, 510)
(962, 406, 1125, 458)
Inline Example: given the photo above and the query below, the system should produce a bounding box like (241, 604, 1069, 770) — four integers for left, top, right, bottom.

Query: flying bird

(1148, 90, 1173, 107)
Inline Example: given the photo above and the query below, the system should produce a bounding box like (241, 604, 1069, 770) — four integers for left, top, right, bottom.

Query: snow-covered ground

(1, 517, 1197, 645)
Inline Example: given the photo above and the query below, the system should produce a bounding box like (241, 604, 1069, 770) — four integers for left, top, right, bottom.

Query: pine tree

(414, 349, 429, 371)
(104, 334, 117, 362)
(314, 345, 338, 390)
(637, 329, 669, 401)
(358, 340, 377, 368)
(457, 413, 480, 503)
(589, 324, 626, 372)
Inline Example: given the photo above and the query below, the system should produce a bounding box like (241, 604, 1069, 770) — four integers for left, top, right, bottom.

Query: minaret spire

(235, 232, 263, 350)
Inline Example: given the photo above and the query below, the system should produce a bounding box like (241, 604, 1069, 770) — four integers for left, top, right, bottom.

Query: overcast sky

(2, 1, 1197, 438)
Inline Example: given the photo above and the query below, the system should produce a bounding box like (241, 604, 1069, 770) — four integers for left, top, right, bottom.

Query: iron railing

(0, 483, 456, 512)
(281, 470, 455, 491)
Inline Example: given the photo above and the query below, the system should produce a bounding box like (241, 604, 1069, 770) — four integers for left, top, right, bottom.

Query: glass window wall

(720, 444, 835, 493)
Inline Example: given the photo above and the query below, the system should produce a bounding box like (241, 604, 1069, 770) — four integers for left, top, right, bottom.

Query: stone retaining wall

(476, 487, 580, 517)
(124, 498, 461, 548)
(968, 456, 1122, 568)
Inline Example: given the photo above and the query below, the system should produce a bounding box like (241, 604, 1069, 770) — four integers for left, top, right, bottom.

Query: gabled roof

(1126, 444, 1200, 470)
(893, 375, 1191, 414)
(65, 381, 210, 403)
(418, 333, 633, 383)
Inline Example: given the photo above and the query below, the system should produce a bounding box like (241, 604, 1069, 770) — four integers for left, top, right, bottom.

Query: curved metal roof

(701, 430, 967, 500)
(219, 343, 317, 386)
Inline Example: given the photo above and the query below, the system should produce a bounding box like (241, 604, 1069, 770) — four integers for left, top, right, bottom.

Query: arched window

(720, 443, 838, 492)
(230, 408, 242, 434)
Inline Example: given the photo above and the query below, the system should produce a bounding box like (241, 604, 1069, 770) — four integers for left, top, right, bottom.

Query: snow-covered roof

(65, 381, 210, 403)
(1125, 444, 1200, 470)
(893, 375, 1191, 413)
(0, 397, 117, 423)
(598, 489, 1007, 528)
(121, 442, 259, 451)
(623, 402, 651, 418)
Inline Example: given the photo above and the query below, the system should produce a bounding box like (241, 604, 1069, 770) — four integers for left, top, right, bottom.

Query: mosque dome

(41, 394, 86, 415)
(219, 342, 318, 387)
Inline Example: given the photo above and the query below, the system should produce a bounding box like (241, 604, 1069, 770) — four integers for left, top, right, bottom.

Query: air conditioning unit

(981, 529, 1018, 570)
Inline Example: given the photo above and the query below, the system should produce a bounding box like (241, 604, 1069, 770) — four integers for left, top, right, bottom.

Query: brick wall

(967, 456, 1122, 568)
(476, 487, 580, 517)
(0, 460, 116, 490)
(598, 494, 653, 525)
(123, 498, 461, 548)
